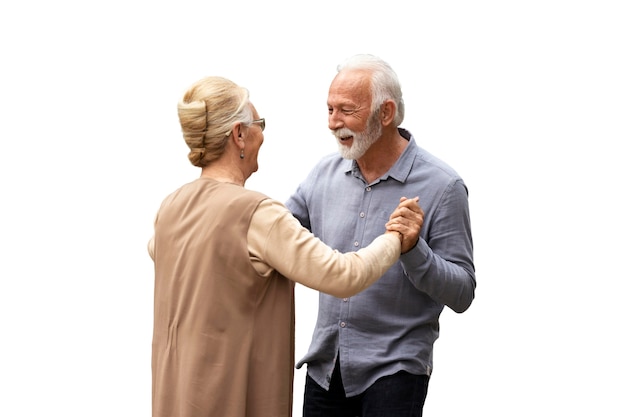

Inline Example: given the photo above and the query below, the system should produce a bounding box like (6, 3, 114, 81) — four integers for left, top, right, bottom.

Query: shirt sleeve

(400, 179, 476, 312)
(248, 199, 401, 298)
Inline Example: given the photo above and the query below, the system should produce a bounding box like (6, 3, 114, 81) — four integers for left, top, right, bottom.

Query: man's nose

(328, 112, 343, 130)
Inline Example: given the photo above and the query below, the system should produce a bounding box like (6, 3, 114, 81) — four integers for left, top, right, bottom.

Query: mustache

(331, 127, 356, 139)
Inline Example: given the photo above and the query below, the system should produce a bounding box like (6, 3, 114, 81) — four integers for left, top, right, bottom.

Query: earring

(240, 149, 245, 159)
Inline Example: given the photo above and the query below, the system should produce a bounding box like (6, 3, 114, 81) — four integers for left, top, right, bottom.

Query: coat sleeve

(248, 199, 401, 298)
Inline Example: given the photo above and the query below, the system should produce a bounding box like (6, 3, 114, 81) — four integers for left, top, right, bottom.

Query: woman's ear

(230, 123, 246, 148)
(232, 123, 249, 145)
(232, 122, 242, 139)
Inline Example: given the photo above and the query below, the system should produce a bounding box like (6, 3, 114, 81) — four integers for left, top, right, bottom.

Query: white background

(1, 1, 625, 416)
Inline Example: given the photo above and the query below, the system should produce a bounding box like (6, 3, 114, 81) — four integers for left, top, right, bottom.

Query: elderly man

(286, 54, 476, 417)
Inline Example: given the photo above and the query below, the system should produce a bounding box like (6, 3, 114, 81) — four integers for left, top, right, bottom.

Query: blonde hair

(177, 76, 253, 167)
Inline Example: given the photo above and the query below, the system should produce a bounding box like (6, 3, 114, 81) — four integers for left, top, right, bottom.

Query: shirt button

(359, 212, 365, 218)
(326, 375, 332, 383)
(354, 241, 359, 247)
(343, 298, 348, 302)
(366, 186, 372, 192)
(340, 322, 346, 328)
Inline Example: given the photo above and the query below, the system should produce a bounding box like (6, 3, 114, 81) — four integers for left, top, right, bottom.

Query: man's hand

(385, 196, 424, 253)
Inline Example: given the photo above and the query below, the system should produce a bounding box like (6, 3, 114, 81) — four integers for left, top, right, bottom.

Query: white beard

(333, 115, 382, 160)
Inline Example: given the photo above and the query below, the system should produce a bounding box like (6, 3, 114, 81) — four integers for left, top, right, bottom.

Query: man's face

(327, 70, 382, 160)
(332, 110, 382, 160)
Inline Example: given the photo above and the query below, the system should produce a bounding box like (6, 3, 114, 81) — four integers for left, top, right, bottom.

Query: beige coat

(150, 178, 399, 417)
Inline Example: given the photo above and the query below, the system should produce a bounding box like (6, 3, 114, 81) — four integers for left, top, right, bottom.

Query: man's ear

(380, 100, 396, 126)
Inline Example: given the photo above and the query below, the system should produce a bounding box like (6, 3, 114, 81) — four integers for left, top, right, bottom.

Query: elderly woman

(148, 76, 421, 417)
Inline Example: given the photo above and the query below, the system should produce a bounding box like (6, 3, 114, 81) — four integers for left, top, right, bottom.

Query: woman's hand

(385, 196, 424, 253)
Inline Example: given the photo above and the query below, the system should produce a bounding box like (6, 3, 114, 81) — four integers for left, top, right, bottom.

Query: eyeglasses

(224, 118, 265, 138)
(251, 118, 265, 132)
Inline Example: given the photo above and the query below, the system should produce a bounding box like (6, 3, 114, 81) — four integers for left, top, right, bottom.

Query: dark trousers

(303, 363, 429, 417)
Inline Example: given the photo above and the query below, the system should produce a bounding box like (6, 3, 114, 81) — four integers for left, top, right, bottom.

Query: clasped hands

(385, 197, 424, 254)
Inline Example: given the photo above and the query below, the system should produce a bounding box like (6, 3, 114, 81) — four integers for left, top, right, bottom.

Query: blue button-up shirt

(286, 128, 476, 396)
